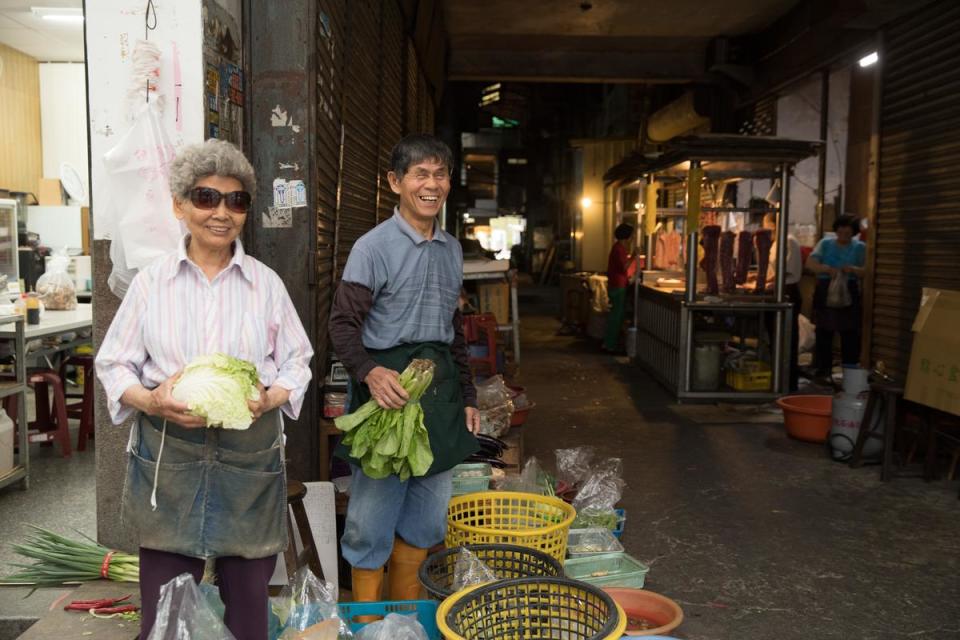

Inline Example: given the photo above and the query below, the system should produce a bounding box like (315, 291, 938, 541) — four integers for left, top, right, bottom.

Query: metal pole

(775, 164, 791, 304)
(685, 231, 699, 304)
(816, 69, 829, 236)
(772, 308, 784, 393)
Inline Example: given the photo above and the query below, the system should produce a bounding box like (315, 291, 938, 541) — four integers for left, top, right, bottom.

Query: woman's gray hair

(168, 139, 257, 200)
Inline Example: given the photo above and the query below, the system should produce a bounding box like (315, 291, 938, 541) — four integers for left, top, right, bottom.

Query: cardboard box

(37, 178, 64, 206)
(904, 288, 960, 417)
(478, 282, 510, 325)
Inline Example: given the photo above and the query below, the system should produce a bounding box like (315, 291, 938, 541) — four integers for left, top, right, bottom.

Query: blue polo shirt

(342, 209, 462, 350)
(811, 237, 866, 280)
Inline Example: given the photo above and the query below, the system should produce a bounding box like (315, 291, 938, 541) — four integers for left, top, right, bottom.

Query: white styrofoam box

(0, 412, 13, 477)
(27, 205, 84, 252)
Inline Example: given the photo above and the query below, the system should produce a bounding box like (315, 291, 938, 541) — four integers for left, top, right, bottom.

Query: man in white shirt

(765, 214, 804, 391)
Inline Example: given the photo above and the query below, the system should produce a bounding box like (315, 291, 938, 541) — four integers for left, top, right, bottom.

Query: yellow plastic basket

(446, 492, 577, 563)
(436, 577, 627, 640)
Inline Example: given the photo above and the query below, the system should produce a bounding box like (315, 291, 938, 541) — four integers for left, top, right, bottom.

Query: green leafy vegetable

(171, 353, 260, 430)
(336, 359, 435, 480)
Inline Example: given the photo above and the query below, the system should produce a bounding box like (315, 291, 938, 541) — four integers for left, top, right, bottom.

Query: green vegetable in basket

(572, 509, 621, 531)
(335, 359, 435, 480)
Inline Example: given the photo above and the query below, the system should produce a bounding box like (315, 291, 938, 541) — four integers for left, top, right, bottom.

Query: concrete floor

(2, 287, 960, 639)
(515, 287, 960, 639)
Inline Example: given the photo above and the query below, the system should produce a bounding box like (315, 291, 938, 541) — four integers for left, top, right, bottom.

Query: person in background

(95, 140, 313, 640)
(329, 134, 480, 605)
(806, 214, 867, 380)
(764, 213, 804, 391)
(603, 223, 637, 353)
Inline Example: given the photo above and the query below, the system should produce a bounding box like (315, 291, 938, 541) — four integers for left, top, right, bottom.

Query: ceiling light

(858, 51, 878, 68)
(580, 197, 592, 209)
(31, 7, 84, 22)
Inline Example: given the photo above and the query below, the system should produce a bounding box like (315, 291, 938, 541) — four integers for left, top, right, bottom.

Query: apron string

(150, 419, 167, 511)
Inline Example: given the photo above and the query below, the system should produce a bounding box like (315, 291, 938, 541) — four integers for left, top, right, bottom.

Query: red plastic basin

(776, 395, 833, 443)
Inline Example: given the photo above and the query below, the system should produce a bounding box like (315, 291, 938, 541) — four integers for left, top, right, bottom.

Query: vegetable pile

(1, 525, 139, 586)
(172, 353, 260, 429)
(335, 359, 435, 480)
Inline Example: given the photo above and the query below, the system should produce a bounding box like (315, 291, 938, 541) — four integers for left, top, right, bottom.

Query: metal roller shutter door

(378, 0, 404, 223)
(870, 0, 960, 376)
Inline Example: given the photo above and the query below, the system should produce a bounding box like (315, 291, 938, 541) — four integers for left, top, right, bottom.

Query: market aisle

(515, 286, 960, 640)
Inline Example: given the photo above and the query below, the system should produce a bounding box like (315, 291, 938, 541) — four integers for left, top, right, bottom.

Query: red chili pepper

(91, 605, 139, 615)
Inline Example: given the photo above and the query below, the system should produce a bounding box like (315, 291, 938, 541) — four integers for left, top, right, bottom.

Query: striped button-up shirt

(95, 235, 313, 425)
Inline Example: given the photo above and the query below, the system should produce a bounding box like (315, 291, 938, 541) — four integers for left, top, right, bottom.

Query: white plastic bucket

(692, 344, 723, 391)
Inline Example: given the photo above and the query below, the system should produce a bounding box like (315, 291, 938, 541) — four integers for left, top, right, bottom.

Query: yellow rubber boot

(350, 566, 384, 602)
(387, 537, 428, 600)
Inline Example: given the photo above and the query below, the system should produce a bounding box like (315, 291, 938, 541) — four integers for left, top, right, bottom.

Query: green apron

(335, 342, 479, 476)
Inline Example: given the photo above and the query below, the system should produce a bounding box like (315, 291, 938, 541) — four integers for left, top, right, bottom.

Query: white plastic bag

(826, 272, 852, 308)
(102, 101, 183, 298)
(452, 547, 498, 592)
(147, 573, 237, 640)
(35, 248, 77, 310)
(354, 613, 429, 640)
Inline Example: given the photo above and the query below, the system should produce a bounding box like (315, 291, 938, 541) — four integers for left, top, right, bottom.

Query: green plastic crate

(563, 552, 649, 588)
(451, 463, 492, 496)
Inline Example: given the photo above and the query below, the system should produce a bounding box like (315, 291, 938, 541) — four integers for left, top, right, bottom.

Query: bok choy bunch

(335, 359, 435, 481)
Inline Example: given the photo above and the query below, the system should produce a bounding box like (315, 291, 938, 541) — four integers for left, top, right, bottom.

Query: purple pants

(139, 547, 276, 640)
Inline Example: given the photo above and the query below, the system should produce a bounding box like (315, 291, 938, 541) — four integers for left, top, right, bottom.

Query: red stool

(59, 355, 94, 451)
(463, 313, 499, 376)
(2, 370, 72, 458)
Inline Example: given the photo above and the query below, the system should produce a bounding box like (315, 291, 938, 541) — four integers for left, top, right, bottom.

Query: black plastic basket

(438, 576, 625, 640)
(418, 543, 564, 600)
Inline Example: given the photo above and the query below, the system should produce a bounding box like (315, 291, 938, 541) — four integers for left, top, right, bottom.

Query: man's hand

(465, 406, 480, 435)
(147, 371, 206, 428)
(364, 366, 409, 409)
(248, 384, 291, 421)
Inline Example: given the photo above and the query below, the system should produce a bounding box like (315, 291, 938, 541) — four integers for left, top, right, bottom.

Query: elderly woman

(806, 214, 866, 380)
(95, 139, 313, 640)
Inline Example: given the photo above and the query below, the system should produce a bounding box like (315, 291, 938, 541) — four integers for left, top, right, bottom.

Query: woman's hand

(146, 371, 206, 428)
(247, 384, 290, 421)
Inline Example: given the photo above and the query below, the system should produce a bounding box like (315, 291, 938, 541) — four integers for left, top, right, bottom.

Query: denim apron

(335, 342, 479, 476)
(121, 409, 287, 560)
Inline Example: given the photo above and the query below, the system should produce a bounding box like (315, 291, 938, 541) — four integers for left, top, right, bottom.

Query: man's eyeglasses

(189, 187, 252, 213)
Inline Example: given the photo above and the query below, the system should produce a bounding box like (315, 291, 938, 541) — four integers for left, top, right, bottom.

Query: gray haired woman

(96, 139, 313, 640)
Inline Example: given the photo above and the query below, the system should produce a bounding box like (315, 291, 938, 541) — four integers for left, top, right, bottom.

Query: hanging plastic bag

(147, 573, 237, 640)
(355, 613, 430, 640)
(35, 248, 77, 310)
(102, 100, 183, 298)
(476, 375, 512, 409)
(451, 547, 498, 592)
(826, 271, 852, 308)
(271, 567, 352, 640)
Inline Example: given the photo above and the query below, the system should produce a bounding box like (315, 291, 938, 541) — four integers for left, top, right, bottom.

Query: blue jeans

(341, 465, 453, 569)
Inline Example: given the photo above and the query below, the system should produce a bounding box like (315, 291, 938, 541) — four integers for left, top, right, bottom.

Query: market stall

(606, 135, 820, 401)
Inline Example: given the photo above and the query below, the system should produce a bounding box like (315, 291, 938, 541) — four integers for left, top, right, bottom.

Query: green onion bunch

(1, 525, 139, 586)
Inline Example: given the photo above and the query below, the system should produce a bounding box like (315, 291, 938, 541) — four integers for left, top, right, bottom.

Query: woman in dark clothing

(806, 215, 867, 378)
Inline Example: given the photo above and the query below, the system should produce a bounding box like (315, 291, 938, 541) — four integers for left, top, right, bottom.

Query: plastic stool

(3, 370, 72, 458)
(285, 480, 324, 581)
(464, 313, 499, 376)
(59, 355, 94, 451)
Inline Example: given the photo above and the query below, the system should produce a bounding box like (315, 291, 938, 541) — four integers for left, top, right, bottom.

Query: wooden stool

(285, 480, 324, 581)
(59, 355, 94, 451)
(3, 370, 72, 458)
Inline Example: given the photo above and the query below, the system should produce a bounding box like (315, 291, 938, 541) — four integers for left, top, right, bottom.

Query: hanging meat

(699, 225, 721, 295)
(720, 231, 736, 293)
(754, 229, 773, 294)
(735, 230, 753, 285)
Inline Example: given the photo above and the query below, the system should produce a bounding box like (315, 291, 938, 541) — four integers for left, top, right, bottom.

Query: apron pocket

(121, 450, 206, 556)
(205, 463, 287, 559)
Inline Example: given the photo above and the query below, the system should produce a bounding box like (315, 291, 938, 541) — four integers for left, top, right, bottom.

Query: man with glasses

(330, 134, 480, 602)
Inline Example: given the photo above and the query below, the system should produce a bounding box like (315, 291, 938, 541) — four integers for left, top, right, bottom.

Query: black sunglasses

(189, 187, 252, 213)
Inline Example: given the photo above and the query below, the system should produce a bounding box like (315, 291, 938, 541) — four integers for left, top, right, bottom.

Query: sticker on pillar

(263, 207, 293, 229)
(273, 178, 288, 208)
(288, 180, 307, 208)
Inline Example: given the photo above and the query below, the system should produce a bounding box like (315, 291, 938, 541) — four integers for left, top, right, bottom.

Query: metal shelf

(0, 380, 23, 400)
(0, 313, 28, 491)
